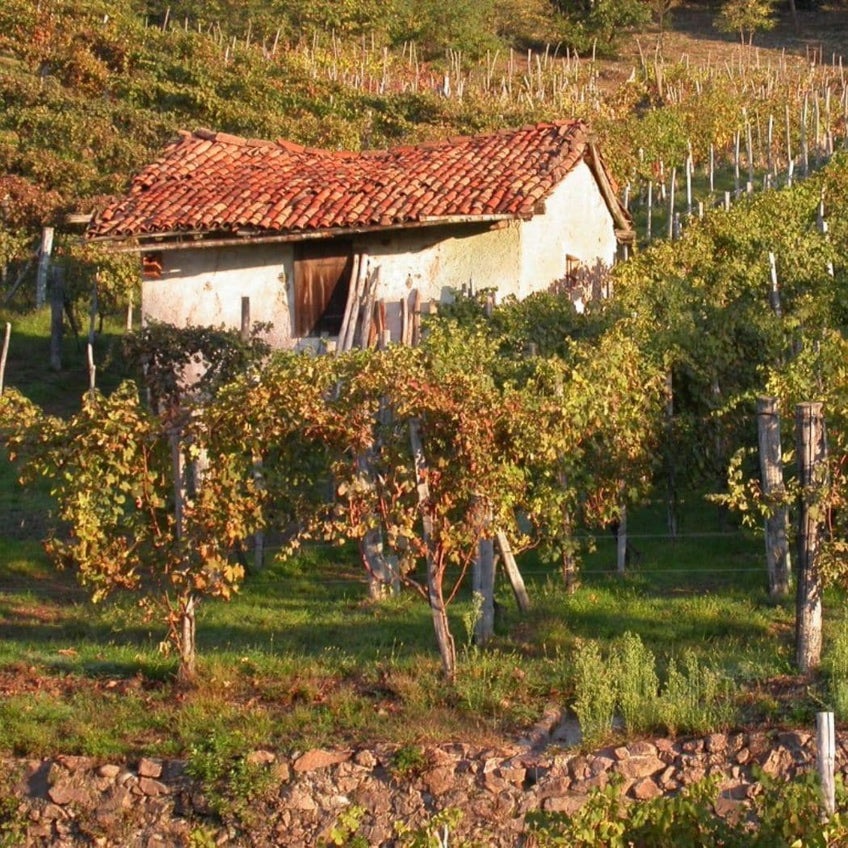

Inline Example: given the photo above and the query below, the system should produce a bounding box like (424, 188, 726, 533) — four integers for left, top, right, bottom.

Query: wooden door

(293, 240, 353, 337)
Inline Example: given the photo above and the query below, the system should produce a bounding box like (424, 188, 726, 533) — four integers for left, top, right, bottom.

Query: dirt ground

(605, 4, 848, 87)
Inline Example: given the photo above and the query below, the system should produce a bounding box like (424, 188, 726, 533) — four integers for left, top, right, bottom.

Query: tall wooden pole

(240, 296, 250, 343)
(49, 266, 64, 372)
(0, 322, 10, 395)
(817, 711, 836, 817)
(756, 398, 791, 598)
(795, 402, 826, 672)
(472, 498, 495, 645)
(36, 227, 54, 309)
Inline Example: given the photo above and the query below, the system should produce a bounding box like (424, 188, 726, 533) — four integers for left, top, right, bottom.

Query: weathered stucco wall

(518, 160, 617, 299)
(352, 220, 522, 342)
(141, 162, 617, 348)
(146, 243, 296, 348)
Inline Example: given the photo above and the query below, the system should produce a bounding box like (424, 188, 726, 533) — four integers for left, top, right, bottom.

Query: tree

(715, 0, 776, 46)
(0, 382, 262, 683)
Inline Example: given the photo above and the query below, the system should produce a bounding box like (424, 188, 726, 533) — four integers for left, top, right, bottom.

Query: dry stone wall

(3, 729, 847, 846)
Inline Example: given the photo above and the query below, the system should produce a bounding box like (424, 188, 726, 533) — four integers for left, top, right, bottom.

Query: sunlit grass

(1, 485, 836, 760)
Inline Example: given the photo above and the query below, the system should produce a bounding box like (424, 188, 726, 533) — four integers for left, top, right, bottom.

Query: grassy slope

(0, 484, 833, 759)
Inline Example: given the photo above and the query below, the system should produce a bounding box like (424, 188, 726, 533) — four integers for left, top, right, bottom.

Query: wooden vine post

(756, 397, 791, 598)
(472, 497, 495, 645)
(616, 491, 628, 575)
(0, 322, 10, 395)
(409, 418, 456, 681)
(49, 267, 64, 372)
(495, 531, 530, 613)
(817, 710, 836, 818)
(795, 402, 826, 672)
(35, 226, 54, 309)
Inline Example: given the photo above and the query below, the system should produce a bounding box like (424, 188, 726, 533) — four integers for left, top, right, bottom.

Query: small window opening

(141, 252, 163, 279)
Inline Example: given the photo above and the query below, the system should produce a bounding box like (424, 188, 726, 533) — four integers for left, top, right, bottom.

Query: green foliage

(572, 638, 617, 745)
(715, 0, 777, 45)
(550, 0, 649, 51)
(610, 631, 659, 735)
(528, 772, 848, 846)
(826, 613, 848, 721)
(390, 745, 427, 779)
(394, 807, 464, 848)
(123, 320, 271, 410)
(0, 764, 26, 848)
(323, 805, 369, 847)
(0, 339, 266, 681)
(658, 650, 734, 736)
(186, 730, 279, 824)
(571, 634, 733, 744)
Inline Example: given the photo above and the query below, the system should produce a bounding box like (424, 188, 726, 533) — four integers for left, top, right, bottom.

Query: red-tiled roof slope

(88, 121, 624, 241)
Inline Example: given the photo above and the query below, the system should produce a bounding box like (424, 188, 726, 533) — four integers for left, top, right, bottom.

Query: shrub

(610, 632, 659, 735)
(827, 615, 848, 721)
(572, 638, 617, 746)
(186, 730, 279, 824)
(527, 772, 848, 846)
(657, 649, 734, 736)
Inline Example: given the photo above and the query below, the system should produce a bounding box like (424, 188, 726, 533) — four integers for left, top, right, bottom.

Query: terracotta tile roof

(88, 121, 624, 241)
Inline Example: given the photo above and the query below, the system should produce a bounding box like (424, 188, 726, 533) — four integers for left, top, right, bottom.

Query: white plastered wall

(143, 243, 296, 348)
(517, 160, 617, 298)
(352, 221, 522, 342)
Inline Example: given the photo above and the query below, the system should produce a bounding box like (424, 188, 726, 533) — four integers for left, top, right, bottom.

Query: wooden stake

(342, 254, 369, 352)
(472, 499, 495, 645)
(358, 266, 379, 349)
(757, 398, 791, 598)
(49, 266, 64, 372)
(795, 402, 826, 672)
(817, 711, 836, 817)
(667, 167, 676, 240)
(768, 113, 775, 174)
(496, 530, 530, 613)
(400, 294, 410, 346)
(616, 499, 628, 575)
(0, 322, 10, 395)
(768, 252, 782, 316)
(36, 226, 54, 309)
(240, 296, 250, 343)
(337, 253, 361, 353)
(411, 289, 422, 347)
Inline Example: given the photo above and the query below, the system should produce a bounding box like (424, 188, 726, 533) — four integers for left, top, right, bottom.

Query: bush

(527, 771, 848, 846)
(611, 632, 659, 735)
(657, 650, 734, 736)
(827, 614, 848, 721)
(572, 638, 617, 745)
(571, 635, 734, 745)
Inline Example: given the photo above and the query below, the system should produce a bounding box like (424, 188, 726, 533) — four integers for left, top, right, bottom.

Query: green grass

(0, 306, 135, 416)
(0, 483, 839, 759)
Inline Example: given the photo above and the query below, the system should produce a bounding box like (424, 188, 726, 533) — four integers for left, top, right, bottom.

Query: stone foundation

(3, 729, 846, 846)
